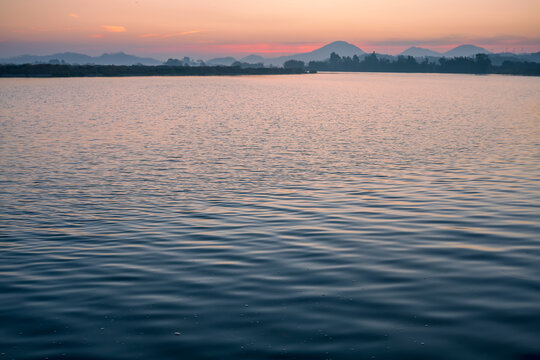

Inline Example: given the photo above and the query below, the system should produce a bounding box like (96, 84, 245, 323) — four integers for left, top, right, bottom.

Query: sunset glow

(102, 26, 126, 33)
(0, 0, 539, 58)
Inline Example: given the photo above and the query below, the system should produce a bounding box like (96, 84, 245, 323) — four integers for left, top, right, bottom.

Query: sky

(1, 0, 539, 59)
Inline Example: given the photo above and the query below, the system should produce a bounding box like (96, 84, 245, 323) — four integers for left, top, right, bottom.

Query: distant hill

(0, 52, 93, 65)
(240, 54, 266, 63)
(94, 52, 161, 65)
(206, 57, 237, 66)
(487, 51, 540, 66)
(521, 51, 540, 63)
(400, 46, 441, 57)
(2, 42, 538, 68)
(0, 51, 161, 65)
(220, 42, 539, 66)
(444, 45, 491, 57)
(399, 45, 540, 64)
(264, 41, 366, 66)
(400, 45, 491, 58)
(300, 41, 366, 59)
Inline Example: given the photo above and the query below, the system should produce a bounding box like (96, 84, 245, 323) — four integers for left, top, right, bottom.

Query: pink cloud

(103, 25, 126, 33)
(69, 13, 79, 18)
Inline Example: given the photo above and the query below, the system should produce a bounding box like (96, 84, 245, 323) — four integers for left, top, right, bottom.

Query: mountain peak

(255, 40, 366, 66)
(313, 41, 366, 56)
(445, 44, 491, 57)
(401, 46, 441, 57)
(239, 54, 265, 63)
(326, 40, 350, 46)
(319, 41, 364, 53)
(452, 44, 486, 49)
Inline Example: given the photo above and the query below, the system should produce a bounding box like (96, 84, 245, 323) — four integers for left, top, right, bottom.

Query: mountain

(206, 57, 237, 66)
(444, 45, 491, 57)
(0, 52, 94, 65)
(400, 46, 441, 57)
(521, 51, 540, 63)
(487, 51, 540, 65)
(400, 45, 540, 64)
(3, 42, 538, 68)
(265, 41, 366, 66)
(93, 52, 161, 65)
(240, 54, 266, 63)
(0, 51, 161, 65)
(300, 40, 366, 59)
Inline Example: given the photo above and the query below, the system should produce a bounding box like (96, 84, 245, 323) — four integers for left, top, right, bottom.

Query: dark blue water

(1, 74, 539, 359)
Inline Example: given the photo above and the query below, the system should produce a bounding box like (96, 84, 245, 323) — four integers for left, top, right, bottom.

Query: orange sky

(1, 0, 539, 58)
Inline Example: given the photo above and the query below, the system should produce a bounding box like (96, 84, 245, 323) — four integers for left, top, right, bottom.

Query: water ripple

(1, 74, 539, 359)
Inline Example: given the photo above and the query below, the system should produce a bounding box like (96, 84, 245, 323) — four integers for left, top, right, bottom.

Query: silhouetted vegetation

(231, 61, 265, 69)
(1, 55, 538, 77)
(496, 60, 540, 76)
(283, 60, 305, 70)
(308, 52, 540, 75)
(164, 57, 205, 66)
(0, 64, 307, 77)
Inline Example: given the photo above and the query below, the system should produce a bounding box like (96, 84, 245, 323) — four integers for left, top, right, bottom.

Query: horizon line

(1, 40, 539, 61)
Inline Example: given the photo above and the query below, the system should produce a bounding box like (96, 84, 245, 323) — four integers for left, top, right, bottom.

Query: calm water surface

(1, 73, 539, 359)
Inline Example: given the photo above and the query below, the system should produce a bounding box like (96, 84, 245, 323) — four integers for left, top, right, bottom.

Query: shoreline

(0, 64, 308, 78)
(1, 64, 538, 77)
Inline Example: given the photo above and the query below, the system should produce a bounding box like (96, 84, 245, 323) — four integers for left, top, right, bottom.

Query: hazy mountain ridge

(207, 42, 536, 66)
(264, 41, 366, 66)
(0, 52, 162, 65)
(239, 55, 266, 63)
(400, 44, 491, 58)
(1, 42, 538, 67)
(401, 47, 442, 57)
(205, 41, 366, 66)
(443, 44, 491, 57)
(205, 57, 237, 66)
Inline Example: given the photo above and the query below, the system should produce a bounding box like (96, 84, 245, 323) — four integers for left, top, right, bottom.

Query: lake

(1, 73, 539, 359)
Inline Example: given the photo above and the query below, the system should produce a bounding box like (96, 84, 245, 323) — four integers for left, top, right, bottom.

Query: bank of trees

(307, 52, 539, 75)
(283, 60, 306, 70)
(1, 55, 539, 77)
(0, 64, 306, 77)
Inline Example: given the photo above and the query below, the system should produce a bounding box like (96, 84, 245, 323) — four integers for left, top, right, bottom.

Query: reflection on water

(1, 73, 539, 360)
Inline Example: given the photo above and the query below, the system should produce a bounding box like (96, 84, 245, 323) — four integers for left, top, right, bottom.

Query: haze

(1, 0, 539, 58)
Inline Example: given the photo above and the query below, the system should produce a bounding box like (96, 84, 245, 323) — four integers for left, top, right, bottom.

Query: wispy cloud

(91, 34, 104, 39)
(103, 25, 126, 33)
(138, 30, 202, 39)
(69, 13, 79, 18)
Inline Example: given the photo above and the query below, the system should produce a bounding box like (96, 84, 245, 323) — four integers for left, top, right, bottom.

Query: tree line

(284, 53, 540, 76)
(1, 55, 539, 77)
(0, 64, 306, 77)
